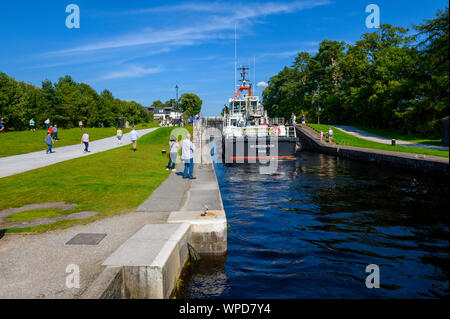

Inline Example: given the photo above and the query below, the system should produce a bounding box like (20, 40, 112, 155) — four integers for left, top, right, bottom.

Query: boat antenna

(234, 23, 237, 95)
(253, 55, 256, 95)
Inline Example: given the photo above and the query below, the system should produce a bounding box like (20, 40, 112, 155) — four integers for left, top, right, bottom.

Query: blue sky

(0, 0, 447, 115)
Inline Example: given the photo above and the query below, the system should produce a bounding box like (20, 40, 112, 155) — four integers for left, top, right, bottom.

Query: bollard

(391, 139, 396, 146)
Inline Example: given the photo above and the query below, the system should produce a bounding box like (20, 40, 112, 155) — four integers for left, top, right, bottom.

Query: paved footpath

(0, 128, 158, 179)
(333, 125, 448, 151)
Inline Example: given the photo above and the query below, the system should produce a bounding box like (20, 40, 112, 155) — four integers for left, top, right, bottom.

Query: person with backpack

(166, 135, 179, 172)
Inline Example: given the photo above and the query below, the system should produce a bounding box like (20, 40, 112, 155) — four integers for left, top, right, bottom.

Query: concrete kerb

(99, 223, 191, 299)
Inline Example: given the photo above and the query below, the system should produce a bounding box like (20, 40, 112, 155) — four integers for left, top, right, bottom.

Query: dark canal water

(180, 152, 449, 298)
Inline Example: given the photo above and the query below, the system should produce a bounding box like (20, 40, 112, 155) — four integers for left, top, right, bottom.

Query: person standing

(45, 118, 50, 129)
(166, 135, 179, 172)
(129, 127, 139, 152)
(328, 127, 334, 143)
(116, 127, 123, 145)
(29, 118, 36, 132)
(79, 120, 83, 131)
(301, 115, 306, 125)
(180, 134, 196, 180)
(291, 113, 297, 125)
(320, 130, 324, 142)
(53, 125, 59, 141)
(81, 130, 90, 153)
(45, 132, 55, 154)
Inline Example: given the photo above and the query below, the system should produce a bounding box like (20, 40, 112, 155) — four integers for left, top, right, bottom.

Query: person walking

(166, 135, 179, 172)
(116, 127, 123, 145)
(328, 127, 334, 143)
(129, 127, 139, 152)
(81, 130, 90, 153)
(0, 118, 6, 133)
(47, 125, 54, 138)
(79, 120, 83, 131)
(291, 113, 297, 125)
(301, 115, 306, 125)
(53, 124, 59, 141)
(29, 118, 36, 132)
(45, 132, 55, 154)
(320, 130, 324, 142)
(180, 133, 196, 180)
(45, 118, 50, 130)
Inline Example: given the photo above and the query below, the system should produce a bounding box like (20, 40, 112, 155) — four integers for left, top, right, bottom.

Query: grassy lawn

(0, 126, 192, 234)
(308, 124, 449, 158)
(0, 122, 159, 158)
(354, 126, 442, 146)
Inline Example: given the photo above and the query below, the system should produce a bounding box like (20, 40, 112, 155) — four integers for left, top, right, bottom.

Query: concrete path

(0, 211, 170, 299)
(333, 125, 448, 151)
(0, 128, 158, 179)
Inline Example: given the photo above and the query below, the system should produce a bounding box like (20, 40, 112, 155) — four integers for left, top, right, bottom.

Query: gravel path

(0, 128, 158, 178)
(333, 125, 448, 151)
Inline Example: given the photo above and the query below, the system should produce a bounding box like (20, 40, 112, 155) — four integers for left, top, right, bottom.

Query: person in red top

(48, 125, 54, 137)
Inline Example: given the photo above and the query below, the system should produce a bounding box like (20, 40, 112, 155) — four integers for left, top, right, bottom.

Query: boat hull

(222, 136, 298, 163)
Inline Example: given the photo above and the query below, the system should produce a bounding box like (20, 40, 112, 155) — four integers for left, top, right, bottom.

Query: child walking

(116, 128, 123, 145)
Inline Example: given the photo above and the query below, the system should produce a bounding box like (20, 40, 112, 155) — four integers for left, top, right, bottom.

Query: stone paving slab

(0, 202, 77, 219)
(0, 211, 98, 230)
(102, 223, 190, 267)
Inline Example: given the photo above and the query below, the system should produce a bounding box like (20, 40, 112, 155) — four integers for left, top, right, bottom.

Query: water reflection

(180, 152, 449, 298)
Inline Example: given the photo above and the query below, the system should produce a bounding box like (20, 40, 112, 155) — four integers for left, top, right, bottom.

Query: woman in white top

(166, 135, 179, 171)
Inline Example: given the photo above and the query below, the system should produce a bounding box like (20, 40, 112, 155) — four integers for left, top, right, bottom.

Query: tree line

(0, 74, 152, 130)
(262, 7, 448, 137)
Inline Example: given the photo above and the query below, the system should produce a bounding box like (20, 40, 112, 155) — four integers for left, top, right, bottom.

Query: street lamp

(175, 85, 179, 109)
(316, 85, 321, 125)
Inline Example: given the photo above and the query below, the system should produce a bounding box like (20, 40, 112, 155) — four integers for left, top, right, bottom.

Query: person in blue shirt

(45, 132, 55, 154)
(0, 118, 6, 133)
(52, 125, 59, 141)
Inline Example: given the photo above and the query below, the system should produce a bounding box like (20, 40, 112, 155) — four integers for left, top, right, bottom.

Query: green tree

(180, 93, 202, 116)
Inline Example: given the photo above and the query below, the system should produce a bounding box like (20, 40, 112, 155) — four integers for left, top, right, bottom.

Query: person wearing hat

(166, 135, 179, 171)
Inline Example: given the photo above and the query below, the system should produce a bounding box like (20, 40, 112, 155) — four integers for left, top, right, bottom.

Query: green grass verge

(308, 124, 449, 158)
(354, 126, 442, 146)
(0, 126, 193, 234)
(0, 122, 159, 158)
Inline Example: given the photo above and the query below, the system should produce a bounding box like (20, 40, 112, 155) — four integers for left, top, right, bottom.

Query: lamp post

(316, 85, 321, 125)
(175, 85, 179, 109)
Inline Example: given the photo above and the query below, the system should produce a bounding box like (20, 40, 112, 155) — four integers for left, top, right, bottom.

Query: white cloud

(46, 1, 331, 57)
(257, 81, 269, 88)
(93, 65, 162, 81)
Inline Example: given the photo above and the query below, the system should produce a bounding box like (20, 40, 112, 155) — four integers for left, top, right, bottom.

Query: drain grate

(66, 233, 107, 245)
